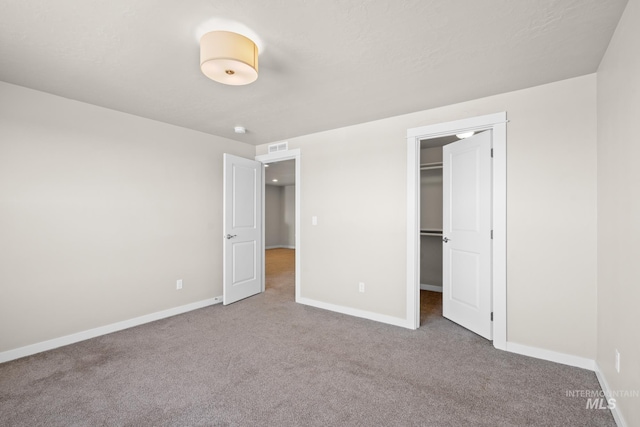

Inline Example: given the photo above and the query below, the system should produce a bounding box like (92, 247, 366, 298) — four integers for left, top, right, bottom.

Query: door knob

(442, 237, 450, 243)
(225, 234, 237, 239)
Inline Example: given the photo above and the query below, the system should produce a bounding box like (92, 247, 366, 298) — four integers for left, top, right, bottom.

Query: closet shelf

(420, 229, 443, 237)
(420, 162, 443, 171)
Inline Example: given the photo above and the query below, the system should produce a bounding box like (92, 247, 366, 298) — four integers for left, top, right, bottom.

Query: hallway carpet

(0, 249, 614, 426)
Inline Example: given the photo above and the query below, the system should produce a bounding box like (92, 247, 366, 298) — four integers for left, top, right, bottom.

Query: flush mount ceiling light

(200, 31, 258, 85)
(456, 131, 475, 139)
(234, 126, 246, 134)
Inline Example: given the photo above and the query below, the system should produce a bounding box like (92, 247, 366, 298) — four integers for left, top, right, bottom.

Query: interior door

(442, 131, 492, 339)
(223, 154, 263, 305)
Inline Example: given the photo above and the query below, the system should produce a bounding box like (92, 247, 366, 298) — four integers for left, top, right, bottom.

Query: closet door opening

(419, 135, 454, 326)
(419, 131, 493, 339)
(407, 112, 507, 349)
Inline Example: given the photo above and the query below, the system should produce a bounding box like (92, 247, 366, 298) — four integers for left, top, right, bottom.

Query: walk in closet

(420, 144, 444, 292)
(413, 123, 498, 338)
(419, 131, 488, 292)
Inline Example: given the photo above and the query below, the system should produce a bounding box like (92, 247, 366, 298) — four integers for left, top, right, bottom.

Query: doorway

(418, 134, 453, 327)
(256, 149, 301, 302)
(406, 113, 507, 350)
(419, 131, 493, 339)
(264, 159, 296, 299)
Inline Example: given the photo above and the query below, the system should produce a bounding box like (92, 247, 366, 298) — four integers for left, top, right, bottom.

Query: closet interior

(419, 135, 458, 294)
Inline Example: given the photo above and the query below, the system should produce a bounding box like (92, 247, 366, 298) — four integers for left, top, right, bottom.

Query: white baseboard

(504, 345, 626, 425)
(420, 283, 443, 292)
(296, 297, 599, 371)
(505, 342, 596, 371)
(296, 296, 412, 329)
(265, 245, 296, 250)
(595, 362, 628, 427)
(0, 296, 223, 364)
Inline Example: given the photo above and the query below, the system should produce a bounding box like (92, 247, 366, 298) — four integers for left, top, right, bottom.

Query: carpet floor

(0, 248, 615, 426)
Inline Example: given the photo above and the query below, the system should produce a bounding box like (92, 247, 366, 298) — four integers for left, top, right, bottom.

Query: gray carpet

(0, 249, 615, 426)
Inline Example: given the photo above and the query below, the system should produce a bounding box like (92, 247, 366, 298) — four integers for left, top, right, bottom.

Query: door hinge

(491, 312, 494, 321)
(491, 230, 493, 239)
(491, 148, 493, 158)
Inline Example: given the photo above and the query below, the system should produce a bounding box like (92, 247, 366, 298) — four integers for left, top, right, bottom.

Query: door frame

(406, 112, 507, 350)
(256, 149, 301, 300)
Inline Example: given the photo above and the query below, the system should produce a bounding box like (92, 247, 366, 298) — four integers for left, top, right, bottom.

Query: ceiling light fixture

(200, 31, 258, 85)
(272, 179, 278, 182)
(456, 131, 475, 139)
(234, 126, 246, 134)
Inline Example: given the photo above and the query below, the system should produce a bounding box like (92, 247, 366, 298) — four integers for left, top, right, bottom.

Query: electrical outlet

(358, 282, 365, 293)
(176, 279, 183, 290)
(615, 349, 620, 373)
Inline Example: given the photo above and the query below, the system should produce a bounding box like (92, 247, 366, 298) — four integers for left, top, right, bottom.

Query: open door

(442, 131, 492, 339)
(223, 154, 263, 305)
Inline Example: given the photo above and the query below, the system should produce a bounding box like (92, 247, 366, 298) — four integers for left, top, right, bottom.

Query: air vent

(268, 142, 288, 153)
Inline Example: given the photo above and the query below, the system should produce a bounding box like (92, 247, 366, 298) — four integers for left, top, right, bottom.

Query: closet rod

(420, 162, 443, 171)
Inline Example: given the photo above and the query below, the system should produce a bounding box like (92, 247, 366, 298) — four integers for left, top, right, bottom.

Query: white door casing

(406, 112, 506, 350)
(223, 154, 263, 305)
(442, 131, 492, 339)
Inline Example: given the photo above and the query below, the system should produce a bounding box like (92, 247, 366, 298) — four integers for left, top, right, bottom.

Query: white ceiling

(0, 0, 628, 146)
(265, 159, 296, 186)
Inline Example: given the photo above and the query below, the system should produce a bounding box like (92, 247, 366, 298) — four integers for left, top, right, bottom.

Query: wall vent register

(268, 142, 288, 153)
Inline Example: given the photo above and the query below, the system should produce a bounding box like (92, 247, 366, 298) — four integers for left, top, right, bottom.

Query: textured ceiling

(0, 0, 628, 145)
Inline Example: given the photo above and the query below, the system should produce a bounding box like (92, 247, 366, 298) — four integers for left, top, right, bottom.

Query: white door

(442, 131, 492, 339)
(223, 154, 263, 305)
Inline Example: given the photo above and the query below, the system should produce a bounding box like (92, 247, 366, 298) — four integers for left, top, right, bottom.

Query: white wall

(597, 0, 640, 424)
(0, 82, 254, 353)
(265, 185, 283, 247)
(265, 184, 295, 249)
(257, 74, 598, 360)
